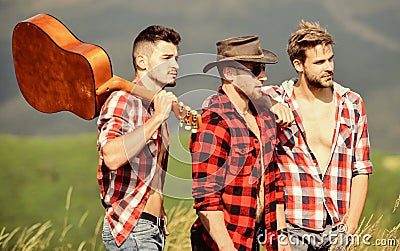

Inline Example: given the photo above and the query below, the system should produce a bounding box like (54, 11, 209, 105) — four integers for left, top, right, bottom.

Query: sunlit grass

(1, 195, 398, 250)
(331, 194, 400, 251)
(0, 135, 398, 250)
(0, 187, 196, 251)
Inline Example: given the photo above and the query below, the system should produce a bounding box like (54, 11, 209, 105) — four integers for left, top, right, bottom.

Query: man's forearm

(198, 210, 236, 251)
(102, 114, 164, 170)
(276, 203, 287, 230)
(345, 174, 369, 233)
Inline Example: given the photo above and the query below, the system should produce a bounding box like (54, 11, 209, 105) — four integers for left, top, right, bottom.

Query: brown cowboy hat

(203, 35, 279, 73)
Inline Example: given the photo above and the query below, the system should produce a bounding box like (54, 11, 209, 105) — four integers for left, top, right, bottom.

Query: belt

(139, 212, 165, 229)
(326, 215, 333, 225)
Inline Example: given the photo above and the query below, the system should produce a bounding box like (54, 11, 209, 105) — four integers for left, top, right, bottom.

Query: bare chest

(301, 108, 335, 145)
(297, 100, 336, 169)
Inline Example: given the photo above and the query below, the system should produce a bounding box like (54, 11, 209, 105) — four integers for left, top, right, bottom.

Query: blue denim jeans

(102, 217, 165, 251)
(285, 222, 348, 251)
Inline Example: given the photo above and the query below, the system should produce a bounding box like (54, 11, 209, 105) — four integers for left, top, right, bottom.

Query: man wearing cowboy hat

(190, 36, 293, 251)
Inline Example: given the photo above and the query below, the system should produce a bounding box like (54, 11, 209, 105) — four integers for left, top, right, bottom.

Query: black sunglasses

(230, 63, 266, 77)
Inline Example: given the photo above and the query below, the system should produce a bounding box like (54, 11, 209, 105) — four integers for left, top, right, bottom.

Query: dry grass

(0, 192, 398, 250)
(0, 186, 102, 251)
(164, 201, 197, 251)
(331, 194, 400, 251)
(0, 187, 196, 251)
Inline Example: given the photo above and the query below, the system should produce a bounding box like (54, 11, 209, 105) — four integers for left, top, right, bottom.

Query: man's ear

(222, 66, 235, 82)
(293, 59, 303, 73)
(135, 55, 147, 71)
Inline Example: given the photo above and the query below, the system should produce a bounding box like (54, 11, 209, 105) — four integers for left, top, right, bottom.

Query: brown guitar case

(12, 14, 201, 130)
(12, 13, 112, 120)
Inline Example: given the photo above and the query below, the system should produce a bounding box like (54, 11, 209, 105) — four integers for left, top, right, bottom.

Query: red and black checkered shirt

(190, 87, 285, 251)
(97, 78, 168, 246)
(262, 79, 373, 231)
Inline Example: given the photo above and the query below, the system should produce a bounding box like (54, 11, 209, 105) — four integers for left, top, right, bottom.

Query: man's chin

(252, 90, 263, 99)
(165, 80, 176, 87)
(323, 80, 333, 88)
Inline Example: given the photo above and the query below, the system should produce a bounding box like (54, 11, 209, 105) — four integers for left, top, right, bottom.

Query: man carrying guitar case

(97, 25, 181, 250)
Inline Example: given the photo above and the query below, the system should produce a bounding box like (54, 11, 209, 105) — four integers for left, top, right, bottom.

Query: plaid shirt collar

(280, 78, 351, 144)
(207, 86, 260, 116)
(280, 78, 350, 99)
(210, 86, 238, 113)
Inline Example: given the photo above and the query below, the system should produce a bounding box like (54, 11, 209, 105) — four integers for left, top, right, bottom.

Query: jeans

(102, 217, 165, 251)
(285, 222, 348, 251)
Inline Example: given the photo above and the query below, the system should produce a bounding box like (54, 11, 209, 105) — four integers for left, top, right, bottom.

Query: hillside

(0, 133, 399, 249)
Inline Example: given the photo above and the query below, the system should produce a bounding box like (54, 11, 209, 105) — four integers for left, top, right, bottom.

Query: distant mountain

(1, 0, 399, 152)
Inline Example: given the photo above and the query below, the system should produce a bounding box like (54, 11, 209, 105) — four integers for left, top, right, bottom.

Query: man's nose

(170, 58, 179, 69)
(258, 70, 267, 82)
(325, 60, 334, 72)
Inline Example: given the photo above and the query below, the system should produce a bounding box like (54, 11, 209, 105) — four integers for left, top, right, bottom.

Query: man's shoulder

(201, 93, 220, 109)
(98, 91, 148, 120)
(201, 94, 227, 115)
(201, 108, 226, 125)
(103, 90, 144, 108)
(346, 91, 364, 105)
(108, 90, 143, 101)
(262, 79, 296, 97)
(334, 82, 364, 105)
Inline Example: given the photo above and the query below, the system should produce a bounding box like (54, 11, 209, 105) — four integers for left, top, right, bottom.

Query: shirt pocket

(337, 117, 354, 149)
(278, 125, 298, 149)
(228, 145, 255, 176)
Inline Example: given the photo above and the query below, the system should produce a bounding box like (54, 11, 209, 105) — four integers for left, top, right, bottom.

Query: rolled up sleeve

(97, 92, 140, 157)
(274, 161, 286, 204)
(191, 111, 230, 212)
(352, 98, 373, 176)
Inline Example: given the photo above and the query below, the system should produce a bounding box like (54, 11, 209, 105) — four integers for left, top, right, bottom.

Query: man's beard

(233, 85, 262, 105)
(165, 80, 176, 87)
(304, 70, 333, 89)
(147, 70, 177, 88)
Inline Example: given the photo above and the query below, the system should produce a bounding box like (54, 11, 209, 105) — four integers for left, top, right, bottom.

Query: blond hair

(287, 20, 335, 64)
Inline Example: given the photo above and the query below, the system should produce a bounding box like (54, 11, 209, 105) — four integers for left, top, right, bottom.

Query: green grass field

(0, 133, 398, 250)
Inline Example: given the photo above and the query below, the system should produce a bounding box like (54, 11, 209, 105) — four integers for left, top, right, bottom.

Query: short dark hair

(132, 25, 181, 70)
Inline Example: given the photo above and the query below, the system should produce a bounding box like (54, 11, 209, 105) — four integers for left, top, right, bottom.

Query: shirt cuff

(352, 161, 373, 176)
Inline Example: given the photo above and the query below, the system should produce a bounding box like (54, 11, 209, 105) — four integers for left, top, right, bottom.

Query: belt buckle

(337, 223, 348, 233)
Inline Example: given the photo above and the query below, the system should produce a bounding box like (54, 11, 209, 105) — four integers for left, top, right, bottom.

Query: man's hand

(153, 90, 178, 123)
(276, 204, 292, 250)
(161, 207, 169, 236)
(342, 174, 369, 234)
(198, 211, 237, 251)
(340, 213, 358, 234)
(270, 102, 294, 128)
(278, 236, 292, 251)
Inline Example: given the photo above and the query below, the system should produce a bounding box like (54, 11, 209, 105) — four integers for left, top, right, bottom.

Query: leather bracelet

(277, 228, 289, 237)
